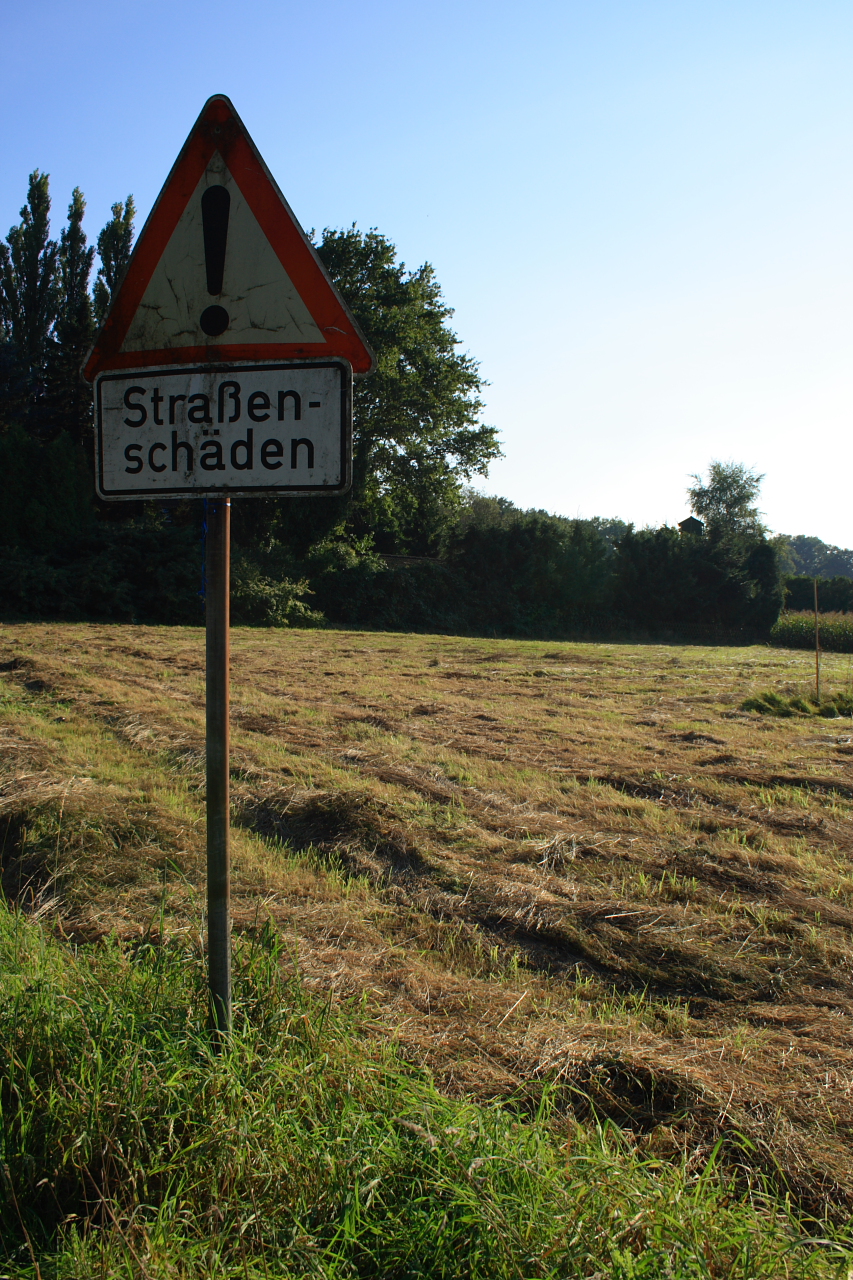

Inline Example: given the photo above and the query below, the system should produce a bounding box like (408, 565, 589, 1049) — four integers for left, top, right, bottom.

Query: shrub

(230, 553, 322, 627)
(0, 427, 93, 553)
(0, 520, 203, 623)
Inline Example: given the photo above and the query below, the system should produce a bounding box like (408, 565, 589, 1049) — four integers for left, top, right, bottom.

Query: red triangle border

(84, 96, 374, 381)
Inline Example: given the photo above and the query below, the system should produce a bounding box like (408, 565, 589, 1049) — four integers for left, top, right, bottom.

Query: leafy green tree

(316, 226, 500, 553)
(236, 227, 501, 559)
(0, 176, 101, 561)
(0, 337, 29, 435)
(770, 534, 798, 577)
(614, 462, 782, 634)
(453, 491, 522, 534)
(94, 197, 135, 322)
(58, 190, 94, 338)
(0, 426, 92, 552)
(776, 534, 853, 580)
(687, 461, 765, 535)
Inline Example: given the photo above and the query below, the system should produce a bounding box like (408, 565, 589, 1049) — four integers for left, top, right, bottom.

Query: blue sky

(3, 0, 851, 543)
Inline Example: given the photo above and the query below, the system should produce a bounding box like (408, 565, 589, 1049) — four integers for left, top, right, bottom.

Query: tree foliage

(775, 534, 853, 581)
(614, 464, 782, 634)
(784, 576, 853, 613)
(0, 172, 104, 446)
(0, 167, 801, 639)
(49, 188, 96, 443)
(688, 461, 765, 535)
(614, 525, 781, 633)
(315, 226, 501, 553)
(93, 197, 136, 322)
(447, 504, 616, 635)
(0, 171, 58, 371)
(235, 227, 501, 560)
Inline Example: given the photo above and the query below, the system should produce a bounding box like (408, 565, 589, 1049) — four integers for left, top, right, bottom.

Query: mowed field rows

(3, 623, 853, 1216)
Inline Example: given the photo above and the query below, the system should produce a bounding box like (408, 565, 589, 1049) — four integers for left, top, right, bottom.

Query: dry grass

(3, 622, 853, 1217)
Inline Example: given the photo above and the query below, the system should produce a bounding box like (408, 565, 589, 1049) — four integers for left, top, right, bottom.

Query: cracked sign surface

(122, 155, 324, 353)
(83, 95, 374, 379)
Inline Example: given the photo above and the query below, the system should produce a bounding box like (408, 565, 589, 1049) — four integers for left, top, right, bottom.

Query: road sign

(84, 95, 374, 380)
(95, 361, 351, 499)
(82, 94, 376, 1046)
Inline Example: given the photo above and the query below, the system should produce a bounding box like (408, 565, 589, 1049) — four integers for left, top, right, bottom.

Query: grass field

(3, 622, 853, 1274)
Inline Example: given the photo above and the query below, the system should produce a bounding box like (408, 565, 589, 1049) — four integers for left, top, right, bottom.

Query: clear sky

(3, 0, 851, 544)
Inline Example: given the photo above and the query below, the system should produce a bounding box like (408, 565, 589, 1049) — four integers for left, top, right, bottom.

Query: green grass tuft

(741, 690, 853, 718)
(2, 902, 852, 1278)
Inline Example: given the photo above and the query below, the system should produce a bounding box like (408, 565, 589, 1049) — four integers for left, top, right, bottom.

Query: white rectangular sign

(95, 360, 351, 500)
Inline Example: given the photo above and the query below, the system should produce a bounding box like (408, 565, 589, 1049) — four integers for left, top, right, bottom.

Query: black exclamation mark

(200, 185, 231, 337)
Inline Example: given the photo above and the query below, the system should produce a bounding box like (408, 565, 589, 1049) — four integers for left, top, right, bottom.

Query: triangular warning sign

(84, 96, 374, 380)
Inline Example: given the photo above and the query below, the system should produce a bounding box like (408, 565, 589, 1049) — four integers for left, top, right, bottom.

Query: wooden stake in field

(814, 578, 821, 707)
(205, 497, 232, 1042)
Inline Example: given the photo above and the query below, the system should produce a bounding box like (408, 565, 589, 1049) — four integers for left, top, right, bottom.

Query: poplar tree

(0, 171, 59, 365)
(0, 171, 59, 433)
(94, 197, 135, 321)
(48, 187, 96, 443)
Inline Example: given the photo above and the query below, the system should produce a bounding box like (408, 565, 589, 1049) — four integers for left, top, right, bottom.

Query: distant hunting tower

(678, 516, 704, 535)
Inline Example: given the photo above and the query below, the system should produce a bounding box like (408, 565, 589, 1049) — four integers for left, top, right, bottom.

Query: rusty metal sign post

(84, 95, 374, 1045)
(205, 496, 232, 1038)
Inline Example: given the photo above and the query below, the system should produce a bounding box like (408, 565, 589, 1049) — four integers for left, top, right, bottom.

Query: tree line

(0, 170, 837, 638)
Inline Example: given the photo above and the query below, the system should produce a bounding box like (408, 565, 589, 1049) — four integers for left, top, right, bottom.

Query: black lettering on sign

(231, 429, 254, 471)
(124, 443, 143, 473)
(149, 443, 167, 472)
(123, 387, 147, 427)
(171, 432, 194, 471)
(200, 440, 226, 471)
(152, 389, 164, 426)
(187, 393, 212, 424)
(218, 381, 241, 423)
(277, 390, 301, 421)
(247, 391, 270, 422)
(169, 394, 186, 424)
(290, 438, 314, 469)
(261, 438, 283, 469)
